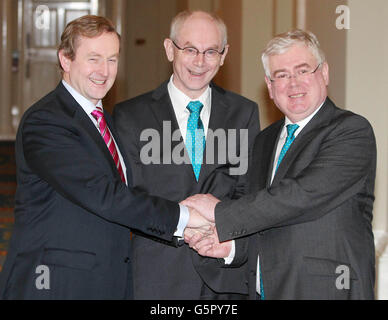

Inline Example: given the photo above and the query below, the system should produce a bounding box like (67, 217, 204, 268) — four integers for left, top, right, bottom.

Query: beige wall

(274, 0, 296, 35)
(304, 0, 388, 232)
(213, 0, 242, 94)
(305, 0, 347, 108)
(344, 0, 388, 231)
(241, 0, 281, 129)
(238, 0, 298, 129)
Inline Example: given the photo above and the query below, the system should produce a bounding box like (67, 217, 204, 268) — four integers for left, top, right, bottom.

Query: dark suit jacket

(0, 82, 180, 300)
(113, 81, 260, 299)
(217, 98, 376, 299)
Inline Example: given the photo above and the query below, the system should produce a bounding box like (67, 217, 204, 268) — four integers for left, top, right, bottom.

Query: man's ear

(321, 61, 329, 86)
(265, 76, 274, 100)
(163, 38, 174, 62)
(58, 50, 71, 72)
(219, 44, 229, 66)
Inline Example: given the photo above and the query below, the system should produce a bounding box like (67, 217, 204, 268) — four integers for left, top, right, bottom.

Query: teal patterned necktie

(276, 124, 299, 171)
(186, 101, 205, 181)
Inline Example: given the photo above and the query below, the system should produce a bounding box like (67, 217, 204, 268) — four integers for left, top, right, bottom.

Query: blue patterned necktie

(186, 101, 205, 181)
(276, 124, 299, 171)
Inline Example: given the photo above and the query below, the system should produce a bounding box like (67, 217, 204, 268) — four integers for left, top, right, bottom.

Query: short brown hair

(57, 15, 120, 70)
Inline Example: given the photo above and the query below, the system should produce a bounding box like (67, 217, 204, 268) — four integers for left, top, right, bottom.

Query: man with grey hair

(113, 10, 259, 299)
(184, 29, 377, 299)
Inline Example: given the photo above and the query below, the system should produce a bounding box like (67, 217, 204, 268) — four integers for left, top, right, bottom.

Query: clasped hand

(180, 194, 232, 259)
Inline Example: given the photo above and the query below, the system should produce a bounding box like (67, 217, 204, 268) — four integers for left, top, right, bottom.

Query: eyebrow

(88, 52, 119, 59)
(181, 41, 221, 50)
(88, 52, 101, 56)
(272, 63, 312, 76)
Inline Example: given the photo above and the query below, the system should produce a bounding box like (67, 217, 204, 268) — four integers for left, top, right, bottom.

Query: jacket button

(124, 257, 130, 263)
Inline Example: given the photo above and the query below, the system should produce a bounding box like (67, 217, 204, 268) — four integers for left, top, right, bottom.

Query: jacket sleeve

(22, 108, 180, 242)
(216, 113, 376, 242)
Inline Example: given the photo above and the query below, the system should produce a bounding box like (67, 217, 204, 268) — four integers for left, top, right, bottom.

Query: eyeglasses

(172, 41, 225, 60)
(270, 63, 322, 83)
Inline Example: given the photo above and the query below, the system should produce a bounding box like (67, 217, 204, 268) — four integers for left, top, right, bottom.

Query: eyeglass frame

(171, 40, 226, 60)
(269, 62, 322, 83)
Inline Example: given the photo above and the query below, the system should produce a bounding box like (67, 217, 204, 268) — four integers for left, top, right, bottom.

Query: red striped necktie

(91, 106, 126, 183)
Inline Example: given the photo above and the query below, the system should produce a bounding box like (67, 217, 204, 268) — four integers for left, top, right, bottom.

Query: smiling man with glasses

(185, 29, 377, 300)
(113, 10, 260, 299)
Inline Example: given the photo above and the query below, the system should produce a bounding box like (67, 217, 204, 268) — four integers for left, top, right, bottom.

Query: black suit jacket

(113, 81, 260, 299)
(217, 98, 376, 299)
(0, 82, 180, 299)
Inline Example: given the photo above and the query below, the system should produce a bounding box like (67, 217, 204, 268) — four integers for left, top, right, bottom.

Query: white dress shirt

(167, 75, 212, 142)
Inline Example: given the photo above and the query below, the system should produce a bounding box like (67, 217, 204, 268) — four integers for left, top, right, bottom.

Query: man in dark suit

(113, 11, 260, 299)
(184, 29, 376, 299)
(0, 15, 208, 300)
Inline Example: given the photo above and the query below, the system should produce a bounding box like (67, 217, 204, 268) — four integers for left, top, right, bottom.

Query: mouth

(189, 69, 206, 77)
(90, 78, 107, 86)
(289, 93, 306, 98)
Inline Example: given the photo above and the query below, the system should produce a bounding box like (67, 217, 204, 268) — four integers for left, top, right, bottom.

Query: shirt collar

(281, 100, 325, 138)
(167, 75, 211, 114)
(62, 80, 103, 115)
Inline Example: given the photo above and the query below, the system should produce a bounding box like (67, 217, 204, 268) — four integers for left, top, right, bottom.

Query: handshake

(181, 194, 232, 259)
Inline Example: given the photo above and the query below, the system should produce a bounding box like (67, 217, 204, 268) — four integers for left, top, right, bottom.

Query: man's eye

(184, 48, 198, 55)
(276, 73, 289, 79)
(298, 69, 310, 74)
(205, 50, 217, 56)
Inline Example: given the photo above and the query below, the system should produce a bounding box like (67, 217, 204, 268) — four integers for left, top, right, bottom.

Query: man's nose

(193, 53, 205, 66)
(98, 60, 109, 76)
(288, 74, 300, 85)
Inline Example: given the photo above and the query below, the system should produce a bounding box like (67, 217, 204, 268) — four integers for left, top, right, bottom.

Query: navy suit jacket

(0, 82, 180, 299)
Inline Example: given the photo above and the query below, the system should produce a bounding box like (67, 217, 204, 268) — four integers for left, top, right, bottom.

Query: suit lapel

(149, 82, 194, 180)
(56, 82, 124, 182)
(199, 84, 229, 183)
(265, 120, 284, 188)
(248, 120, 281, 192)
(271, 98, 336, 185)
(149, 82, 181, 134)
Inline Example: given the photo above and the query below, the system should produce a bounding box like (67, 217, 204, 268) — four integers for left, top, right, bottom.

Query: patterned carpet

(0, 141, 16, 273)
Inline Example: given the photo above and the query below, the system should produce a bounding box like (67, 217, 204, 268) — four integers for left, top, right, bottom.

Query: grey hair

(261, 29, 325, 78)
(169, 10, 228, 48)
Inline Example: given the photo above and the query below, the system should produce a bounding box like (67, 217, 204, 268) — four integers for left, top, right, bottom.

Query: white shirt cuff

(223, 240, 236, 264)
(174, 204, 190, 237)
